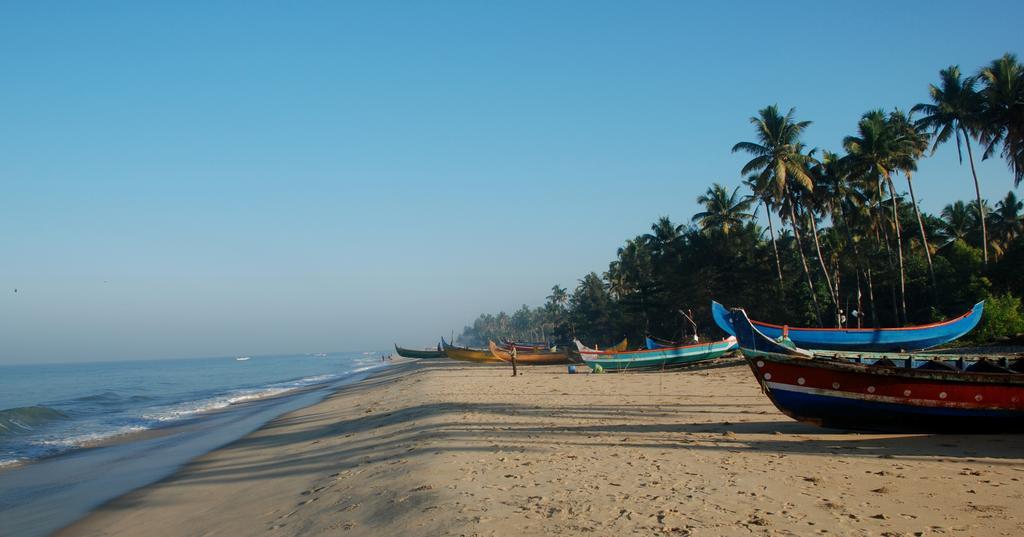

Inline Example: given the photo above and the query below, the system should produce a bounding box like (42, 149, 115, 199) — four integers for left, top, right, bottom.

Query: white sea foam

(2, 358, 389, 467)
(33, 424, 149, 449)
(141, 373, 343, 423)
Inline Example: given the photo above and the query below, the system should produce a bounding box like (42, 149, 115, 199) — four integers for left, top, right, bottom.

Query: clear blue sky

(1, 1, 1020, 363)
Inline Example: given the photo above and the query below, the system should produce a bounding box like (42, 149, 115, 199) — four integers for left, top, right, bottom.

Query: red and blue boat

(722, 306, 1024, 433)
(712, 300, 984, 352)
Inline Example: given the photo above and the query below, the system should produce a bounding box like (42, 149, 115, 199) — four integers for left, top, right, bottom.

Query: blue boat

(712, 300, 984, 352)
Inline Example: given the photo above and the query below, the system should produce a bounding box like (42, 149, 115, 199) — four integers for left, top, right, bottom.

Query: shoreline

(0, 362, 393, 473)
(54, 358, 1024, 536)
(0, 361, 404, 537)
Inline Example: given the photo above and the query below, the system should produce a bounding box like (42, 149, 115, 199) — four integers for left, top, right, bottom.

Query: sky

(1, 1, 1021, 363)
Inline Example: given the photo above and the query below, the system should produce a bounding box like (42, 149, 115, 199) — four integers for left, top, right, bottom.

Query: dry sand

(60, 358, 1024, 536)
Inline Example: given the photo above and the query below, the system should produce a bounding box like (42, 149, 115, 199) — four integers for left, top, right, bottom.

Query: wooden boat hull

(725, 307, 1024, 433)
(501, 339, 552, 352)
(712, 300, 984, 352)
(442, 340, 501, 363)
(488, 341, 570, 365)
(608, 338, 629, 352)
(575, 337, 737, 371)
(645, 336, 694, 349)
(394, 344, 446, 359)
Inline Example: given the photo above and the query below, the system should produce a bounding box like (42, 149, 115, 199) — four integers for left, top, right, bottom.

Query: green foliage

(967, 293, 1024, 343)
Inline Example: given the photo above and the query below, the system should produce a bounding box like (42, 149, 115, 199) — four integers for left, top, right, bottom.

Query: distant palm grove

(459, 54, 1024, 347)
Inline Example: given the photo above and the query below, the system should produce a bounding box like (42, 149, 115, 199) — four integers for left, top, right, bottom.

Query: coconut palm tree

(912, 65, 989, 264)
(545, 284, 570, 335)
(606, 238, 655, 330)
(692, 183, 754, 235)
(977, 53, 1024, 188)
(991, 191, 1023, 255)
(939, 201, 974, 246)
(546, 285, 568, 310)
(797, 150, 842, 317)
(743, 174, 784, 285)
(813, 151, 875, 325)
(843, 110, 909, 324)
(888, 109, 936, 286)
(732, 105, 823, 325)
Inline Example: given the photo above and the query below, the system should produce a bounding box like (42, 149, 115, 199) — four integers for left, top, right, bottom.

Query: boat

(722, 306, 1024, 433)
(500, 339, 552, 352)
(441, 339, 502, 363)
(711, 300, 984, 352)
(644, 336, 699, 349)
(235, 356, 250, 361)
(574, 337, 737, 371)
(587, 338, 631, 352)
(487, 341, 571, 365)
(393, 343, 446, 359)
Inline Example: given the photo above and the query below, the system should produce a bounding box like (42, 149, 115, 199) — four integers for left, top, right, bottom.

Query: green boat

(574, 336, 737, 371)
(394, 343, 446, 359)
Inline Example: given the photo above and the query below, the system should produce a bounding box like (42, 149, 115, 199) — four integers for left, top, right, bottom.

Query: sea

(0, 352, 390, 536)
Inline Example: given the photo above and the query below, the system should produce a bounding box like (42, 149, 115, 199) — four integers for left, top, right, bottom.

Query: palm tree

(912, 65, 989, 264)
(743, 174, 784, 285)
(977, 53, 1024, 188)
(798, 151, 841, 317)
(813, 151, 874, 326)
(732, 105, 823, 325)
(888, 109, 936, 286)
(643, 216, 684, 254)
(692, 183, 754, 235)
(607, 238, 654, 330)
(843, 110, 909, 324)
(991, 191, 1023, 255)
(546, 285, 568, 310)
(939, 201, 973, 246)
(545, 284, 570, 335)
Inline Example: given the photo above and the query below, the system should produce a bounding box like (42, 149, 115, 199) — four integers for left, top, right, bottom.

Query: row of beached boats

(397, 300, 1024, 432)
(396, 301, 986, 369)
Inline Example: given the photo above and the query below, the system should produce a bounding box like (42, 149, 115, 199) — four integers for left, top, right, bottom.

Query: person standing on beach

(510, 345, 518, 377)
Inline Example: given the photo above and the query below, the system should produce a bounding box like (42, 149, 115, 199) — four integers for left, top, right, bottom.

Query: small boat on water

(487, 341, 571, 365)
(722, 306, 1024, 433)
(574, 337, 737, 371)
(394, 343, 446, 359)
(441, 339, 502, 363)
(711, 300, 984, 352)
(235, 356, 250, 361)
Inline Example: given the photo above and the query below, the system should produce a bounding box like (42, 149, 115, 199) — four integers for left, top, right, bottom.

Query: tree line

(459, 54, 1024, 348)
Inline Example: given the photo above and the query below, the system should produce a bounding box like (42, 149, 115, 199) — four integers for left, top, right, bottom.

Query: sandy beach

(58, 358, 1024, 537)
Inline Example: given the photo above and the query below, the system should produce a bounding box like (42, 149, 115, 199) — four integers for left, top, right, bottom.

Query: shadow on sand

(99, 358, 1024, 497)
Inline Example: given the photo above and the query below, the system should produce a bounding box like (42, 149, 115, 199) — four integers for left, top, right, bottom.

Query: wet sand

(59, 359, 1024, 536)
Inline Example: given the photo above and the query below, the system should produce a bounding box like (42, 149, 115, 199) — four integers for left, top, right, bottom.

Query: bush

(968, 293, 1024, 344)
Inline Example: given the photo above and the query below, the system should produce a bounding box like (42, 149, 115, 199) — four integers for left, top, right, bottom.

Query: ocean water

(0, 352, 392, 536)
(0, 352, 383, 468)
